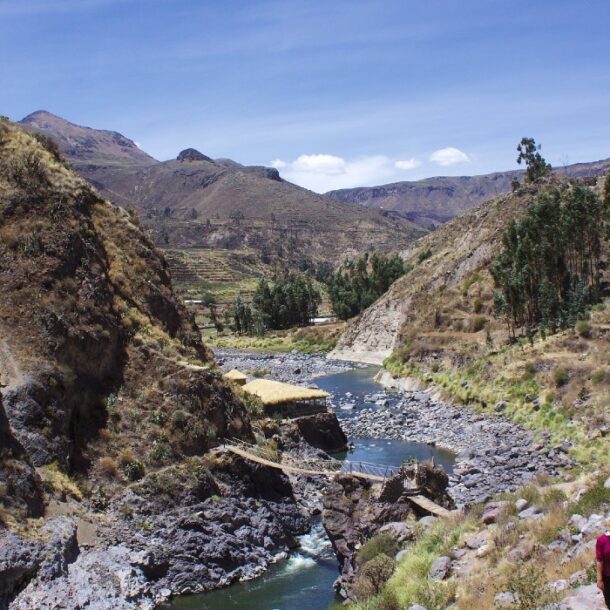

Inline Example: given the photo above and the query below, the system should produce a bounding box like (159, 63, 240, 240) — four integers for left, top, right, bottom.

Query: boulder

(378, 522, 414, 544)
(481, 501, 508, 524)
(518, 506, 543, 520)
(464, 535, 485, 550)
(515, 498, 528, 511)
(494, 591, 517, 607)
(559, 583, 607, 609)
(428, 556, 451, 580)
(289, 412, 348, 453)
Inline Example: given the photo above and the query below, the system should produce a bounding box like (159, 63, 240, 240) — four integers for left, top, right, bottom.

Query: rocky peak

(177, 148, 213, 162)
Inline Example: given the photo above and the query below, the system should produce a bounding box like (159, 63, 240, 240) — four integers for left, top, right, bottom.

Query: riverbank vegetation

(343, 469, 610, 610)
(204, 321, 345, 353)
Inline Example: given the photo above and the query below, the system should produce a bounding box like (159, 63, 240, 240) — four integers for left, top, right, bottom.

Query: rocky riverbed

(214, 348, 357, 385)
(215, 349, 572, 507)
(340, 389, 572, 506)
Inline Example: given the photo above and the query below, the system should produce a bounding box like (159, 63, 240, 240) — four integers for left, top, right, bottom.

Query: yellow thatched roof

(242, 379, 329, 406)
(224, 369, 248, 381)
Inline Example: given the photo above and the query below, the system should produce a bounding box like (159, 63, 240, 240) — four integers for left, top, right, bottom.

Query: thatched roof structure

(224, 369, 248, 382)
(242, 379, 329, 406)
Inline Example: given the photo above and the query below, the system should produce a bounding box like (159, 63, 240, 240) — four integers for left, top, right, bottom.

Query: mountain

(20, 110, 156, 167)
(18, 112, 426, 301)
(326, 159, 610, 228)
(0, 119, 329, 609)
(0, 117, 248, 503)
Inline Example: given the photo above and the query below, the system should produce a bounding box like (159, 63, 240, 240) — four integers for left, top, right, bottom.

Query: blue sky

(1, 0, 609, 192)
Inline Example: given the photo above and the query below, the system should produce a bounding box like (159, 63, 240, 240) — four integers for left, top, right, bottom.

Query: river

(166, 363, 455, 610)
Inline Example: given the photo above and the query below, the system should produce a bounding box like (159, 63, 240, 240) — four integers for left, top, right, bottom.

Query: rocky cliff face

(0, 118, 250, 477)
(0, 394, 43, 522)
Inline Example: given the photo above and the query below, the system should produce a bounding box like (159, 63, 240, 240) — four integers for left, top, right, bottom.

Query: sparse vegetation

(356, 533, 399, 566)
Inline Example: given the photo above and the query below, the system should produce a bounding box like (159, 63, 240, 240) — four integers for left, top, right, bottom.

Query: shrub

(395, 339, 412, 363)
(578, 385, 589, 401)
(170, 409, 190, 428)
(568, 475, 610, 516)
(357, 534, 399, 566)
(472, 297, 484, 313)
(359, 554, 397, 594)
(117, 448, 136, 468)
(122, 460, 145, 481)
(575, 320, 592, 338)
(417, 247, 432, 263)
(98, 456, 118, 479)
(553, 368, 569, 387)
(352, 576, 376, 601)
(471, 315, 487, 333)
(434, 307, 443, 327)
(250, 368, 271, 378)
(149, 439, 173, 464)
(591, 369, 606, 385)
(243, 394, 263, 418)
(523, 362, 537, 380)
(149, 410, 167, 426)
(504, 563, 558, 610)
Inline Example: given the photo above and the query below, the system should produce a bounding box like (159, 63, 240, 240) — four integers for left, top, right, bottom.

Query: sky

(1, 0, 609, 192)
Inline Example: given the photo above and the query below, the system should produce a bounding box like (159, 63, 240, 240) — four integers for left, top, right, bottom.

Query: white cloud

(429, 147, 470, 166)
(394, 158, 420, 170)
(292, 153, 347, 175)
(271, 154, 401, 192)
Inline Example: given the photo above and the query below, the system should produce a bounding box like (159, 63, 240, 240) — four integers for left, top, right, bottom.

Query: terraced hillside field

(162, 248, 268, 304)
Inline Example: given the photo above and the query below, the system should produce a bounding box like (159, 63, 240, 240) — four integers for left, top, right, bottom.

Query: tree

(326, 252, 407, 320)
(491, 183, 606, 339)
(516, 137, 551, 183)
(229, 296, 253, 335)
(252, 274, 321, 330)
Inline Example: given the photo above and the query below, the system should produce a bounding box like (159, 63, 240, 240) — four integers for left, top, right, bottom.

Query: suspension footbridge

(220, 440, 452, 518)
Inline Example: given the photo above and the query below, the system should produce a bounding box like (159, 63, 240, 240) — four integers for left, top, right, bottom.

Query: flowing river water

(167, 364, 455, 610)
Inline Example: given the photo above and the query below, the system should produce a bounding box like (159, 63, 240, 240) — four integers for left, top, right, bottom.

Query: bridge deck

(407, 495, 452, 518)
(225, 445, 387, 481)
(222, 443, 454, 518)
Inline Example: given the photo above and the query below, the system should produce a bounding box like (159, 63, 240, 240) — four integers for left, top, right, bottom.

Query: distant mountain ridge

(326, 158, 610, 228)
(18, 112, 424, 271)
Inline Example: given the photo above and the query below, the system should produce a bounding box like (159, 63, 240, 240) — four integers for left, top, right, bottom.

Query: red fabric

(597, 534, 610, 577)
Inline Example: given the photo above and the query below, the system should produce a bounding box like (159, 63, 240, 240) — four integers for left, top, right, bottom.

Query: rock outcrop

(322, 464, 452, 599)
(282, 412, 348, 454)
(0, 394, 43, 520)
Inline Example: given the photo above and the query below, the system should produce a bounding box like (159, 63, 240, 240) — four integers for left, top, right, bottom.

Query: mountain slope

(20, 110, 156, 167)
(332, 172, 610, 466)
(0, 117, 249, 492)
(19, 112, 426, 280)
(327, 159, 610, 228)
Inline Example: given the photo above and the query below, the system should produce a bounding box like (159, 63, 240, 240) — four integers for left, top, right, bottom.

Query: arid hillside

(327, 158, 610, 228)
(19, 112, 426, 288)
(0, 119, 249, 523)
(332, 173, 610, 463)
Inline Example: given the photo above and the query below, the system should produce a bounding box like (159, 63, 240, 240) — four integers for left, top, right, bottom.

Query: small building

(223, 369, 248, 386)
(242, 378, 329, 418)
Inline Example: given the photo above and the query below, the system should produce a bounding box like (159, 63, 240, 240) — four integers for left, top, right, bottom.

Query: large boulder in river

(284, 412, 348, 453)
